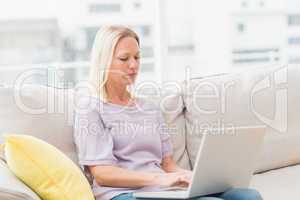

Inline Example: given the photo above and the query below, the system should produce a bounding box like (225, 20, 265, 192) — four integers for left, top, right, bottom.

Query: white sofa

(0, 65, 299, 200)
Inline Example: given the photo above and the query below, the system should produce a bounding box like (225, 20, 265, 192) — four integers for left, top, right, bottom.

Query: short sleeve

(157, 110, 174, 158)
(73, 99, 117, 166)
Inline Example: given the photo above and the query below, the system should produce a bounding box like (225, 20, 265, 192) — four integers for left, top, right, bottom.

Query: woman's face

(107, 36, 140, 86)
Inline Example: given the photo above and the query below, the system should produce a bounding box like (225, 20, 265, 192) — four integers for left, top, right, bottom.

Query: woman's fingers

(160, 172, 191, 187)
(171, 175, 190, 187)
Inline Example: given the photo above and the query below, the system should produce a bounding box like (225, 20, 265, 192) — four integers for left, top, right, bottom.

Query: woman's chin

(123, 77, 136, 85)
(127, 79, 135, 85)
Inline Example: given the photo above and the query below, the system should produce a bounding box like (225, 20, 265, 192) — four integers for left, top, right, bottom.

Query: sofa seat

(251, 164, 300, 199)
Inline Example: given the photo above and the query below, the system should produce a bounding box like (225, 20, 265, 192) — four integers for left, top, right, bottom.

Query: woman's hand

(153, 172, 191, 188)
(160, 155, 193, 187)
(180, 170, 193, 181)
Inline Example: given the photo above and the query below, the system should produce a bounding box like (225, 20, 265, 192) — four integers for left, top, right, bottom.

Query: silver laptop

(133, 126, 266, 199)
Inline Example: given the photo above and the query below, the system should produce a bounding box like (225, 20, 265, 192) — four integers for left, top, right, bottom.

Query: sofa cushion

(183, 65, 300, 173)
(251, 164, 300, 200)
(135, 85, 191, 170)
(0, 159, 41, 200)
(159, 92, 191, 170)
(0, 85, 77, 163)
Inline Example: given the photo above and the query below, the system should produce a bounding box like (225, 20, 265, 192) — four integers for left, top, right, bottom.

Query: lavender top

(73, 96, 173, 200)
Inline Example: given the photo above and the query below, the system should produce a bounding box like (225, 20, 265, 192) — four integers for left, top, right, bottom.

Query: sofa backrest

(0, 84, 191, 170)
(183, 65, 300, 173)
(2, 65, 297, 173)
(0, 85, 78, 163)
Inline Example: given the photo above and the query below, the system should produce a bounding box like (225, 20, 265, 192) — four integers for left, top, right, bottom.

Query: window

(241, 1, 248, 8)
(140, 46, 154, 58)
(288, 37, 300, 45)
(232, 48, 279, 54)
(141, 26, 150, 37)
(89, 4, 121, 13)
(259, 1, 265, 8)
(289, 57, 300, 64)
(288, 15, 300, 26)
(133, 1, 141, 10)
(232, 48, 280, 64)
(132, 25, 151, 38)
(85, 27, 99, 50)
(237, 23, 245, 33)
(140, 63, 154, 72)
(168, 44, 194, 55)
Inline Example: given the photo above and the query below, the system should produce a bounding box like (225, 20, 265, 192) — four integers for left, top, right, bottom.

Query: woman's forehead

(114, 37, 140, 55)
(116, 37, 139, 49)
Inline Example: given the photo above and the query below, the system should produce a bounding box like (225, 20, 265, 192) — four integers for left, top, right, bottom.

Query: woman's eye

(119, 57, 128, 61)
(135, 56, 140, 60)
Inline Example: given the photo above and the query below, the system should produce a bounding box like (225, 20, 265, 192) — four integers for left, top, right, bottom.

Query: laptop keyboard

(160, 186, 188, 191)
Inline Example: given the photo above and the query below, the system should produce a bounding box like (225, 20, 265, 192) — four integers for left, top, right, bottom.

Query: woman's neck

(105, 82, 131, 104)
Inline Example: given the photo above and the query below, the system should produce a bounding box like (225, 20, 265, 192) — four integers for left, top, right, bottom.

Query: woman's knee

(220, 188, 263, 200)
(112, 193, 137, 200)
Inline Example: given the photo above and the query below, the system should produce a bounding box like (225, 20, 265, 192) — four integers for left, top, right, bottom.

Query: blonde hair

(88, 26, 140, 102)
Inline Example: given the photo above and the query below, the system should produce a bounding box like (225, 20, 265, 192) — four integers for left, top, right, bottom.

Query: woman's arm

(88, 165, 189, 188)
(161, 155, 192, 174)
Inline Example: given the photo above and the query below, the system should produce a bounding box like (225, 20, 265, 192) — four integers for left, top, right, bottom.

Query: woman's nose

(129, 58, 139, 70)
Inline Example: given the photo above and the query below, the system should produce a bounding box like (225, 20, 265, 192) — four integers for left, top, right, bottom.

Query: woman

(73, 26, 263, 200)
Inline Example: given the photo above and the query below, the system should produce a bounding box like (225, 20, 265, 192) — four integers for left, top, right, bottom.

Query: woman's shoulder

(74, 95, 106, 113)
(134, 95, 161, 111)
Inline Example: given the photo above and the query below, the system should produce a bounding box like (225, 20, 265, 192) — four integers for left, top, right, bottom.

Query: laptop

(133, 126, 266, 199)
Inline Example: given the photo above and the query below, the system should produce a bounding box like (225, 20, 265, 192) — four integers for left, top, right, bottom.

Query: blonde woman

(73, 26, 263, 200)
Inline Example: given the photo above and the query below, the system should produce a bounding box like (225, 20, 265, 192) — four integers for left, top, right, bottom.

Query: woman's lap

(111, 188, 262, 200)
(111, 192, 222, 200)
(217, 188, 263, 200)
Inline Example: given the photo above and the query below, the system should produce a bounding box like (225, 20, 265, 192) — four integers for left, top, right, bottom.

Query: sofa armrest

(0, 160, 41, 200)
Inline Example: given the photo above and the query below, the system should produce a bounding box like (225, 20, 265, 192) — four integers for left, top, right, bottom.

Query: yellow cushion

(3, 134, 95, 200)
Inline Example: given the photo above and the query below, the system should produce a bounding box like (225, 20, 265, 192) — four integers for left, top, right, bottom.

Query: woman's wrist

(142, 172, 160, 186)
(177, 168, 192, 173)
